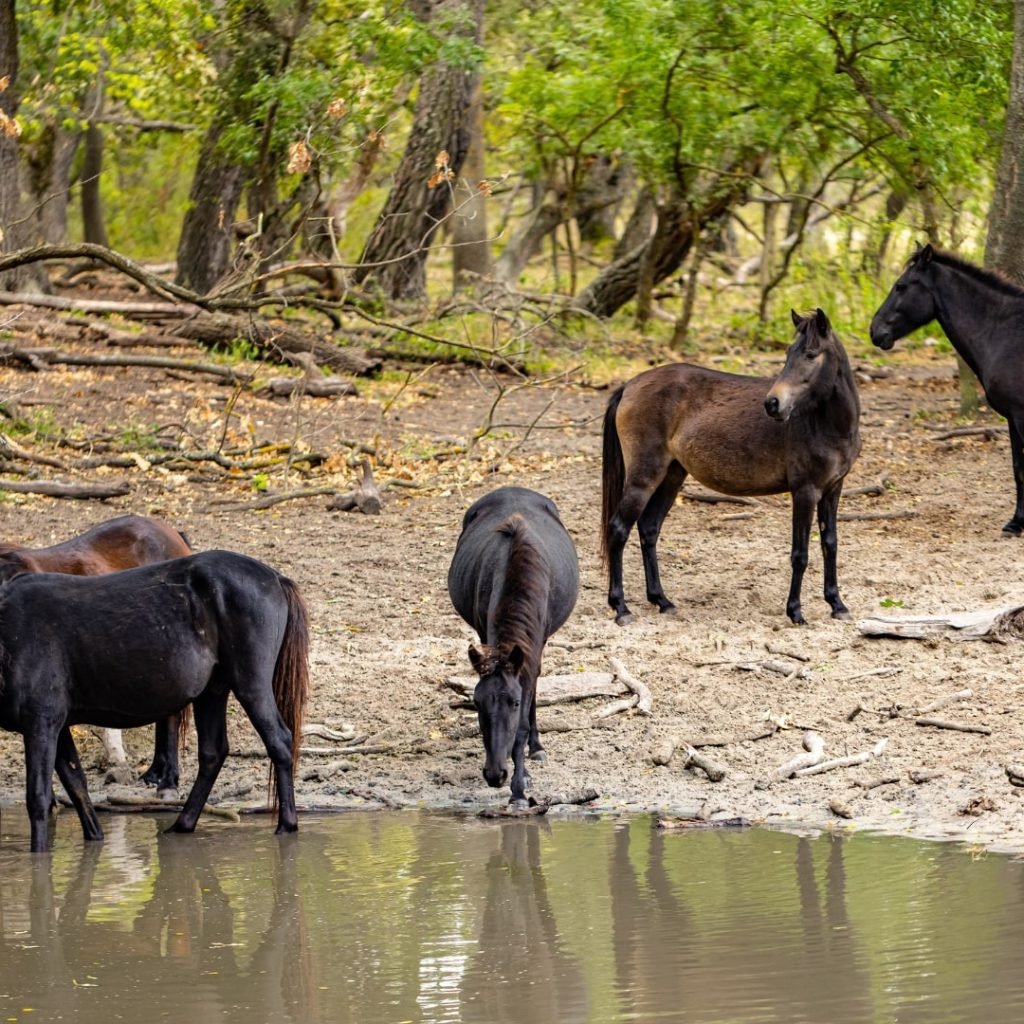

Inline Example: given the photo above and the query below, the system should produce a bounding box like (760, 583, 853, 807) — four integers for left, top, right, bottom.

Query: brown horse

(601, 308, 861, 625)
(0, 515, 192, 794)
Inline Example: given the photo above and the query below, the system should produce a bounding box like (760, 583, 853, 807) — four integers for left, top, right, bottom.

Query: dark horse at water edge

(0, 549, 309, 852)
(871, 243, 1024, 536)
(601, 308, 861, 625)
(0, 515, 193, 796)
(447, 487, 579, 804)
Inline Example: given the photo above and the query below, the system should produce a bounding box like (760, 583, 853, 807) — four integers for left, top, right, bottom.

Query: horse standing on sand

(447, 487, 579, 805)
(601, 308, 861, 625)
(0, 549, 309, 852)
(871, 243, 1024, 536)
(0, 515, 192, 796)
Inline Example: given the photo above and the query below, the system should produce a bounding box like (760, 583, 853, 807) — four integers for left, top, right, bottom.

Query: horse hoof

(529, 749, 548, 763)
(832, 609, 853, 622)
(1000, 527, 1022, 539)
(615, 612, 633, 626)
(156, 788, 179, 802)
(508, 798, 530, 811)
(658, 605, 679, 618)
(103, 765, 135, 786)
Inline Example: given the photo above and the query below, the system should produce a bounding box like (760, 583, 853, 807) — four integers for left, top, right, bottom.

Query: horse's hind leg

(637, 462, 686, 614)
(527, 680, 545, 762)
(818, 485, 850, 620)
(54, 727, 103, 843)
(141, 712, 182, 798)
(232, 679, 299, 834)
(607, 468, 675, 625)
(167, 689, 229, 834)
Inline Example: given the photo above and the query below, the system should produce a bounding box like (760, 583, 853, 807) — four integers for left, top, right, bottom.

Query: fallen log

(858, 605, 1024, 641)
(680, 743, 727, 782)
(609, 656, 653, 714)
(327, 459, 382, 514)
(793, 738, 888, 777)
(0, 478, 131, 499)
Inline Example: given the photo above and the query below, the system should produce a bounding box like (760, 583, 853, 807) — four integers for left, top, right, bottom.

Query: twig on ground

(914, 717, 992, 735)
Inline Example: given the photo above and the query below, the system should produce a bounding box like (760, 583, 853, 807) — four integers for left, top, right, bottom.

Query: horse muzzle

(869, 318, 896, 350)
(763, 393, 789, 421)
(483, 765, 508, 788)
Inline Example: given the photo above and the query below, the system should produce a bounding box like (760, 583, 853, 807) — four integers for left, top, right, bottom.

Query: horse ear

(506, 644, 525, 673)
(918, 243, 934, 266)
(814, 308, 830, 334)
(468, 644, 484, 674)
(790, 308, 802, 328)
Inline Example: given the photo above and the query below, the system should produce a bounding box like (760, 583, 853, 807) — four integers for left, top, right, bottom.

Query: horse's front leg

(818, 484, 851, 620)
(1002, 419, 1024, 536)
(527, 677, 545, 762)
(22, 720, 62, 853)
(509, 717, 531, 806)
(54, 726, 103, 843)
(786, 487, 817, 624)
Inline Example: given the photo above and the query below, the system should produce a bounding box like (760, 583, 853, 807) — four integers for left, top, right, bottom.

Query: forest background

(3, 0, 1024, 392)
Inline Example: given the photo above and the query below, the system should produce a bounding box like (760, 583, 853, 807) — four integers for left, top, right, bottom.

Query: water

(1, 810, 1022, 1023)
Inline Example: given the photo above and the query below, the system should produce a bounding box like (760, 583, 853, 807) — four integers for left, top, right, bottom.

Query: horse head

(764, 308, 840, 422)
(870, 242, 937, 350)
(468, 642, 525, 788)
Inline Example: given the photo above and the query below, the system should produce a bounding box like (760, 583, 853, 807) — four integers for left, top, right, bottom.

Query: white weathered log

(757, 731, 825, 788)
(680, 744, 727, 782)
(301, 722, 356, 741)
(609, 657, 653, 714)
(794, 739, 888, 777)
(446, 672, 628, 705)
(917, 689, 973, 714)
(592, 695, 639, 719)
(857, 606, 1024, 641)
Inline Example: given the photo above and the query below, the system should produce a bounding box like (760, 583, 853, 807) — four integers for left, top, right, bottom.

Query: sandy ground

(0, 327, 1022, 853)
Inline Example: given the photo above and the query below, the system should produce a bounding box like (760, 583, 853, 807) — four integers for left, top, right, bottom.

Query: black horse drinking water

(601, 308, 861, 625)
(447, 487, 579, 804)
(0, 550, 309, 852)
(871, 243, 1024, 535)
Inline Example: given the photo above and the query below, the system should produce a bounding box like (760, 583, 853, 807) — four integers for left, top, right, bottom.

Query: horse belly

(673, 428, 789, 496)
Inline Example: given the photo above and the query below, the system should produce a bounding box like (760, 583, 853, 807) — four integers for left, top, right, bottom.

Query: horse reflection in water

(459, 821, 587, 1024)
(608, 827, 871, 1022)
(0, 822, 322, 1024)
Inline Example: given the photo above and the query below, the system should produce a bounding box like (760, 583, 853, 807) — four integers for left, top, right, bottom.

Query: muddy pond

(1, 811, 1023, 1023)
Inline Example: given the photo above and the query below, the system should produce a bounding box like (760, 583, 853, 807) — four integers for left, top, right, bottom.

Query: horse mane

(926, 249, 1024, 301)
(492, 514, 550, 680)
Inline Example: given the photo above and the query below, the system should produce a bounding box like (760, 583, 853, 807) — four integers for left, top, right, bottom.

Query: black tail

(267, 576, 310, 806)
(600, 385, 626, 564)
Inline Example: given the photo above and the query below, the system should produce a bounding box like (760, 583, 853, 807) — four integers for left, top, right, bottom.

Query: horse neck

(485, 531, 550, 681)
(929, 262, 1013, 380)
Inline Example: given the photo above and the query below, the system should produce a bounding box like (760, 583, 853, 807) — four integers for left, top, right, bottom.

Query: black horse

(447, 487, 579, 804)
(0, 514, 194, 796)
(0, 550, 309, 852)
(871, 243, 1024, 535)
(601, 308, 861, 625)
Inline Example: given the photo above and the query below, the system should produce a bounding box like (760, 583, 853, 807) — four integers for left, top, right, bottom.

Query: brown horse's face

(764, 308, 835, 422)
(870, 244, 937, 350)
(469, 643, 524, 788)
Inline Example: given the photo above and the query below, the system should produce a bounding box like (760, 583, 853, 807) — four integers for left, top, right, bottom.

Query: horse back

(448, 487, 579, 640)
(0, 551, 288, 731)
(616, 363, 791, 495)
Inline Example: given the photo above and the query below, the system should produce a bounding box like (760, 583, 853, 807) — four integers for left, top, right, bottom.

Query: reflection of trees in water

(0, 823, 322, 1023)
(460, 821, 588, 1024)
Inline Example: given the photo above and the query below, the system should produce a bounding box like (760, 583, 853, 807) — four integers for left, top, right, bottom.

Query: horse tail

(600, 384, 627, 564)
(274, 575, 310, 769)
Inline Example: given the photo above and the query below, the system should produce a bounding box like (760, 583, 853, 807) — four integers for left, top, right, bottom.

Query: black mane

(926, 249, 1024, 301)
(492, 515, 549, 680)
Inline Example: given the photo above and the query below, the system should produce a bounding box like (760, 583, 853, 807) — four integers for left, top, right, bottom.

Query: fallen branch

(0, 345, 252, 382)
(793, 738, 888, 777)
(756, 730, 825, 788)
(931, 425, 1007, 441)
(609, 656, 653, 714)
(680, 743, 727, 782)
(0, 478, 130, 499)
(100, 794, 240, 822)
(209, 486, 338, 513)
(593, 695, 639, 719)
(656, 816, 752, 830)
(683, 485, 760, 507)
(844, 474, 891, 497)
(914, 717, 992, 736)
(917, 688, 973, 714)
(858, 605, 1024, 641)
(327, 459, 382, 514)
(838, 510, 918, 522)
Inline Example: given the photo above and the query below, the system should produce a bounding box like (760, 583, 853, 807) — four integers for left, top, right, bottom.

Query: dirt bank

(0, 335, 1022, 853)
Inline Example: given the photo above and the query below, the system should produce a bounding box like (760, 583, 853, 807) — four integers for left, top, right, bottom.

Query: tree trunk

(0, 0, 48, 292)
(81, 123, 109, 247)
(175, 0, 311, 295)
(25, 121, 81, 245)
(451, 78, 491, 292)
(613, 185, 655, 261)
(987, 0, 1024, 284)
(575, 156, 762, 318)
(355, 0, 483, 300)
